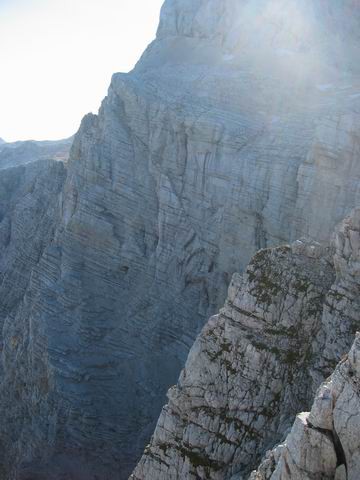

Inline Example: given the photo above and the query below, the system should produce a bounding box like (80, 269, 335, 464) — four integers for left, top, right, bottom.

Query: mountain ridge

(0, 137, 72, 169)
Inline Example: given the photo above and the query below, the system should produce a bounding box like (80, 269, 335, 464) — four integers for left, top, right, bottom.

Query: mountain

(0, 138, 72, 170)
(1, 0, 360, 478)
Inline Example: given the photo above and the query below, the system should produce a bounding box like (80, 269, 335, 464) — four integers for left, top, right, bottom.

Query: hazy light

(0, 0, 164, 142)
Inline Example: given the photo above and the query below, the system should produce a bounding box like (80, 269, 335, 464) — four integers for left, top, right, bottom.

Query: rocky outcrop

(249, 208, 360, 480)
(132, 209, 360, 479)
(250, 332, 360, 480)
(2, 1, 360, 478)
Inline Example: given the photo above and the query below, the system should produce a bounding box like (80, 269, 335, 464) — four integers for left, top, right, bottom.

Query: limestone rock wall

(0, 159, 67, 478)
(132, 209, 360, 479)
(0, 160, 67, 327)
(250, 333, 360, 480)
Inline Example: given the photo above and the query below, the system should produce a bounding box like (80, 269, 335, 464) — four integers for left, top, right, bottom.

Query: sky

(0, 0, 164, 142)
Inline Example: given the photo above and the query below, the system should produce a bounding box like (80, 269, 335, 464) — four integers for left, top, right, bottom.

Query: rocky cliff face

(132, 209, 360, 480)
(0, 141, 69, 479)
(250, 332, 360, 480)
(2, 1, 360, 479)
(0, 160, 67, 479)
(0, 138, 71, 349)
(0, 159, 67, 318)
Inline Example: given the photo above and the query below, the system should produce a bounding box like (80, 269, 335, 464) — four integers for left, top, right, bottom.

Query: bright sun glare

(0, 0, 163, 142)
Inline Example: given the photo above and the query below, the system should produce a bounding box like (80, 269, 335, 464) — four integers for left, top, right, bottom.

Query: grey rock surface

(132, 209, 360, 479)
(0, 159, 67, 480)
(0, 159, 67, 315)
(2, 0, 360, 478)
(250, 333, 360, 480)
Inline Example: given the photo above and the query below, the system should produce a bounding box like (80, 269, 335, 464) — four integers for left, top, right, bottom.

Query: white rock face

(2, 0, 360, 478)
(248, 412, 338, 480)
(132, 209, 360, 479)
(157, 0, 360, 63)
(250, 333, 360, 480)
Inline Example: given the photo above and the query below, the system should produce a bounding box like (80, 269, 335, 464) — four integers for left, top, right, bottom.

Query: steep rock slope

(0, 140, 70, 335)
(0, 160, 67, 320)
(2, 0, 360, 478)
(0, 144, 68, 478)
(132, 209, 360, 479)
(250, 333, 360, 480)
(0, 160, 67, 480)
